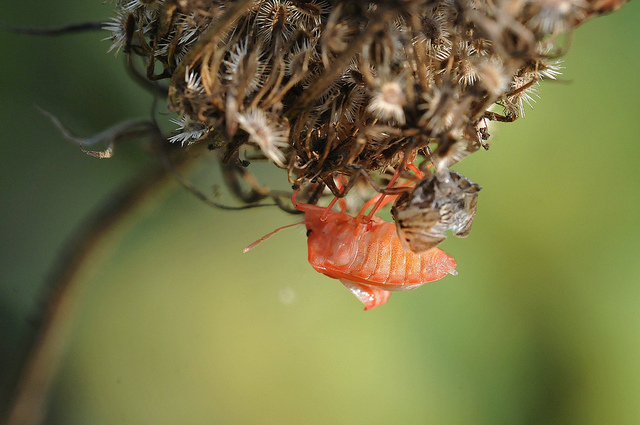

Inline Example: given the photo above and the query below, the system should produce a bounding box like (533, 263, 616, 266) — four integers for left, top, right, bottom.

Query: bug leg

(358, 161, 413, 221)
(335, 175, 349, 213)
(339, 279, 391, 311)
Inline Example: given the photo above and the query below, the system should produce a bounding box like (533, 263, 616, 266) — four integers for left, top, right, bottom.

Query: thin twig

(0, 21, 104, 36)
(157, 150, 278, 211)
(36, 106, 155, 158)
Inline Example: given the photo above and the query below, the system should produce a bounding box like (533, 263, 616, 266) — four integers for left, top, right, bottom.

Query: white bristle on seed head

(236, 108, 290, 167)
(366, 80, 407, 125)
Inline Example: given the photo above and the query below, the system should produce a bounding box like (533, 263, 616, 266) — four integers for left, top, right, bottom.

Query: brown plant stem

(3, 151, 192, 425)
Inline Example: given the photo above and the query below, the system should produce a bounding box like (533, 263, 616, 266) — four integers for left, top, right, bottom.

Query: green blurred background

(2, 2, 640, 424)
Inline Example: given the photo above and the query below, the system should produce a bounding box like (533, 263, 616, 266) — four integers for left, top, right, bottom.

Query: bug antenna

(243, 221, 304, 253)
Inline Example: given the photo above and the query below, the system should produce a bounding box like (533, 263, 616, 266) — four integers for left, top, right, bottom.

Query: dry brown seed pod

(392, 170, 481, 253)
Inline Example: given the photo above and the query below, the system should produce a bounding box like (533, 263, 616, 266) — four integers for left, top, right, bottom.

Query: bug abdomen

(349, 221, 454, 288)
(348, 221, 394, 283)
(306, 213, 456, 290)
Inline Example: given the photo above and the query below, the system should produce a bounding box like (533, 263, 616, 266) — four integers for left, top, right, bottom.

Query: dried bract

(392, 171, 481, 253)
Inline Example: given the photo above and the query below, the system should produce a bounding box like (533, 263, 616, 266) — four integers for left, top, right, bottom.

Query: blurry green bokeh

(2, 2, 640, 424)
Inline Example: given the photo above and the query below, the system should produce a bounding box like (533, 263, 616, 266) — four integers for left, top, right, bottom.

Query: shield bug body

(245, 190, 457, 310)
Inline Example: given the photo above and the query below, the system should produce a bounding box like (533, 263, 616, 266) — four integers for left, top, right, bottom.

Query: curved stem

(3, 154, 191, 425)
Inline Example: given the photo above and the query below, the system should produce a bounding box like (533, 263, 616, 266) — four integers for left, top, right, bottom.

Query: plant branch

(2, 150, 193, 425)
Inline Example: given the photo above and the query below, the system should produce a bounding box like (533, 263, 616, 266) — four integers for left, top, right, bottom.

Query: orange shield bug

(244, 190, 457, 310)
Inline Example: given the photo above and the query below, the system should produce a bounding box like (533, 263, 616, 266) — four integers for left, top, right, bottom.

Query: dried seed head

(367, 80, 407, 125)
(415, 9, 453, 60)
(342, 84, 366, 123)
(290, 0, 328, 26)
(420, 84, 467, 135)
(169, 116, 212, 146)
(223, 38, 268, 95)
(98, 0, 628, 230)
(122, 0, 162, 14)
(525, 0, 588, 33)
(285, 39, 313, 76)
(256, 0, 295, 43)
(184, 67, 205, 95)
(320, 5, 353, 64)
(528, 50, 565, 80)
(102, 10, 132, 54)
(457, 50, 479, 87)
(506, 75, 539, 118)
(476, 58, 511, 96)
(236, 108, 290, 167)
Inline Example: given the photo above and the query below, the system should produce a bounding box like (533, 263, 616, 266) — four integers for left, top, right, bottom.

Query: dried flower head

(97, 0, 629, 242)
